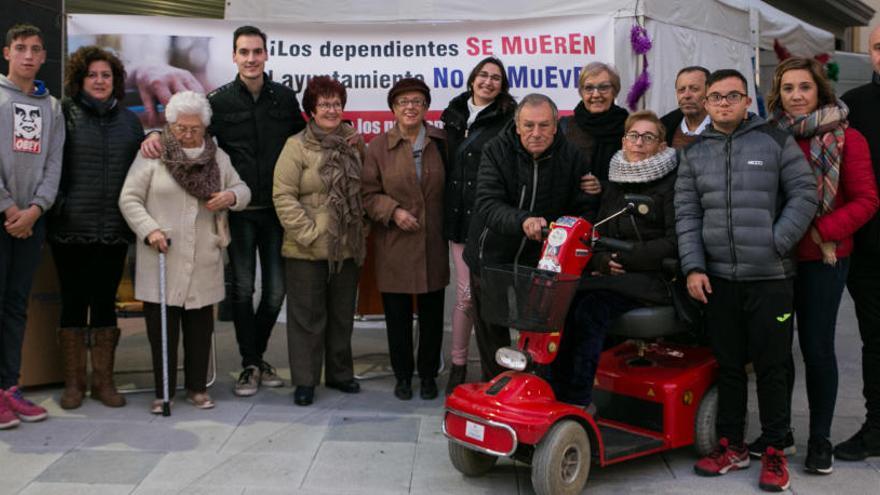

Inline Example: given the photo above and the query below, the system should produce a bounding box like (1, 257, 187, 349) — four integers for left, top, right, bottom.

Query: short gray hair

(515, 93, 558, 122)
(165, 91, 212, 126)
(579, 61, 621, 96)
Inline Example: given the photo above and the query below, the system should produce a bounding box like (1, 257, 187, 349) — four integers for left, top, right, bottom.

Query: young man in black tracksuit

(675, 70, 817, 492)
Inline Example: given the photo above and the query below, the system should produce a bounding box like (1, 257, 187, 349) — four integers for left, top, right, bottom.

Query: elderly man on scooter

(462, 93, 599, 382)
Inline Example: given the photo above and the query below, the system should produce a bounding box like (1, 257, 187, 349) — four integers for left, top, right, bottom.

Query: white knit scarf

(608, 147, 678, 184)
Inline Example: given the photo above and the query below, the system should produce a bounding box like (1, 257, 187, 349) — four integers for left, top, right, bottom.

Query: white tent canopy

(726, 0, 835, 57)
(225, 0, 763, 115)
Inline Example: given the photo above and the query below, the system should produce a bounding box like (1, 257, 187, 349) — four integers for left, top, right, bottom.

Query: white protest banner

(67, 14, 613, 139)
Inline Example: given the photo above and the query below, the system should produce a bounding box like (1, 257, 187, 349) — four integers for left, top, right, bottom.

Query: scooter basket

(479, 264, 580, 332)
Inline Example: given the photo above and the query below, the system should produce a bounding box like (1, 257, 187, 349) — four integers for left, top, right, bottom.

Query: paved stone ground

(3, 291, 880, 494)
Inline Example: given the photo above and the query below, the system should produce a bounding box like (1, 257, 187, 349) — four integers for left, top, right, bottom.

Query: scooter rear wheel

(531, 419, 591, 495)
(694, 386, 719, 456)
(694, 385, 749, 456)
(448, 440, 498, 476)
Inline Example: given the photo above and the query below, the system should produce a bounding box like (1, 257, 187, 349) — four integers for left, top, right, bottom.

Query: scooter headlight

(495, 347, 528, 371)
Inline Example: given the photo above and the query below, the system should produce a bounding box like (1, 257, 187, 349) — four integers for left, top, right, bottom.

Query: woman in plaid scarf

(766, 57, 880, 475)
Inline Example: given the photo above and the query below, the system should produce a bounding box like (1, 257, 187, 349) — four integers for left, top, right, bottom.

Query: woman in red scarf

(765, 57, 879, 475)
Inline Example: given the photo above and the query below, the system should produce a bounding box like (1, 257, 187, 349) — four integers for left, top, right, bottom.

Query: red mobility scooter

(443, 199, 720, 495)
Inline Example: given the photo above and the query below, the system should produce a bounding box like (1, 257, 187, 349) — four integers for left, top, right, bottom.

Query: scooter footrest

(598, 424, 664, 462)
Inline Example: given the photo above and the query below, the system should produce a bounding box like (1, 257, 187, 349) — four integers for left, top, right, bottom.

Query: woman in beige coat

(362, 78, 449, 401)
(273, 76, 366, 407)
(119, 91, 250, 413)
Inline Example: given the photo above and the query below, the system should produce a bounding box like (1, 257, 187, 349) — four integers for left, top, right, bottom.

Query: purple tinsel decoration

(627, 66, 651, 110)
(626, 24, 653, 110)
(630, 25, 652, 55)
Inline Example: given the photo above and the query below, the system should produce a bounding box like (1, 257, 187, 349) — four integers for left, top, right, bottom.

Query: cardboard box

(19, 245, 63, 387)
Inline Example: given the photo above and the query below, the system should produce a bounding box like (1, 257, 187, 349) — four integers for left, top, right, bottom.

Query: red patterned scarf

(772, 102, 847, 215)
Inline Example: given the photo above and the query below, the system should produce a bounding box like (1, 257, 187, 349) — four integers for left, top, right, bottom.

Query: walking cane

(158, 239, 172, 416)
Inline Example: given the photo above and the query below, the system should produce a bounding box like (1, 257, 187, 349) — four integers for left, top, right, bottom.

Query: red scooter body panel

(595, 341, 718, 449)
(445, 372, 601, 451)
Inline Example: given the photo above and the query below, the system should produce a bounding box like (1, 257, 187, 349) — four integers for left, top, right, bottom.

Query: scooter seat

(607, 306, 687, 339)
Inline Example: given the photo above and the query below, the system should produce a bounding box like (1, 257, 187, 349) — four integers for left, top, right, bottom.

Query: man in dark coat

(463, 93, 598, 380)
(660, 66, 711, 149)
(836, 25, 880, 462)
(676, 69, 816, 492)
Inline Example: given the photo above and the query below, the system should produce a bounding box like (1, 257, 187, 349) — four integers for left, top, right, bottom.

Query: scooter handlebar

(594, 237, 634, 252)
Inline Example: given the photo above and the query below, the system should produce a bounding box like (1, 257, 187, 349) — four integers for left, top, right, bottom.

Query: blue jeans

(550, 290, 640, 406)
(0, 216, 47, 388)
(228, 208, 286, 368)
(790, 258, 850, 440)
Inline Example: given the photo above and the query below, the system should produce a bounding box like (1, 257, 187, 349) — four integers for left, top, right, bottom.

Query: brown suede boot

(89, 327, 126, 407)
(58, 328, 87, 409)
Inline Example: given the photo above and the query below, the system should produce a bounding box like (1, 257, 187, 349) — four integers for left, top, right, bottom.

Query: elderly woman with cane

(120, 91, 250, 413)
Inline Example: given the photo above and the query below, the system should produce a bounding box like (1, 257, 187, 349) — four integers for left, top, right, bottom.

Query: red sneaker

(3, 387, 48, 422)
(0, 395, 20, 429)
(694, 437, 750, 476)
(759, 446, 790, 492)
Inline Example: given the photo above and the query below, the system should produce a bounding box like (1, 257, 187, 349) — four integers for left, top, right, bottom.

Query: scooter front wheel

(448, 440, 498, 476)
(531, 419, 591, 495)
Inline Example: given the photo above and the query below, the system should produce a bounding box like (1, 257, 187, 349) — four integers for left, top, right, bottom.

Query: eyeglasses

(624, 132, 659, 144)
(582, 84, 613, 94)
(171, 123, 205, 136)
(316, 102, 343, 111)
(476, 71, 502, 82)
(395, 98, 426, 108)
(706, 92, 747, 105)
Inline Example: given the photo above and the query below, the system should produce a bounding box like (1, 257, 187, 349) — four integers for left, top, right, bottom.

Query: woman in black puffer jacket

(440, 56, 515, 394)
(551, 111, 678, 409)
(49, 46, 144, 410)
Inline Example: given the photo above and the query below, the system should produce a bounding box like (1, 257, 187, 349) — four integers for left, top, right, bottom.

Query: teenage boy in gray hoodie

(0, 23, 64, 429)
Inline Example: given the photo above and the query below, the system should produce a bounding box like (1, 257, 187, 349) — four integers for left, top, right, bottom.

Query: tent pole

(638, 14, 646, 110)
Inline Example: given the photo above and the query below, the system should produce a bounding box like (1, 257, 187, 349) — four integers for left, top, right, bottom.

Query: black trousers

(706, 276, 794, 446)
(381, 289, 445, 380)
(469, 272, 512, 381)
(848, 253, 880, 429)
(550, 290, 641, 406)
(143, 302, 213, 398)
(51, 242, 128, 328)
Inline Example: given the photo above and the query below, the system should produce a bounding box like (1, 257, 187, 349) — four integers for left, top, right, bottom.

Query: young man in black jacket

(836, 24, 880, 462)
(675, 69, 816, 492)
(462, 93, 598, 380)
(142, 26, 306, 397)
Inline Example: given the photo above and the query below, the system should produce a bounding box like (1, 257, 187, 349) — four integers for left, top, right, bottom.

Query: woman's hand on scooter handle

(608, 255, 626, 275)
(686, 271, 712, 304)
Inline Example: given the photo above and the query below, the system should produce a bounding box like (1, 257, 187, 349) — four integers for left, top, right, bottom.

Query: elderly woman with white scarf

(549, 110, 679, 410)
(120, 91, 250, 414)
